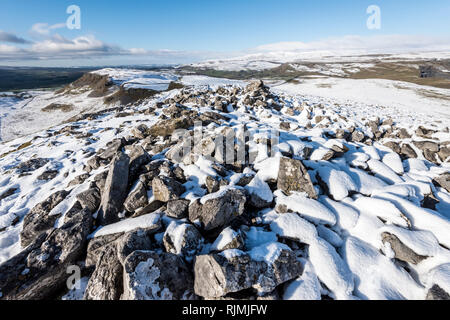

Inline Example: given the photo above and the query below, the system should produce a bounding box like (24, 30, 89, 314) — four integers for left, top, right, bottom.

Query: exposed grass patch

(41, 103, 74, 113)
(0, 140, 32, 159)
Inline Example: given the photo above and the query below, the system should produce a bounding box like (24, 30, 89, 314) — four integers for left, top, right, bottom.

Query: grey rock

(122, 250, 195, 300)
(416, 126, 436, 138)
(413, 141, 439, 152)
(384, 142, 401, 154)
(124, 181, 148, 213)
(98, 138, 125, 160)
(398, 128, 411, 139)
(131, 124, 150, 139)
(128, 145, 151, 183)
(21, 189, 70, 247)
(0, 187, 18, 201)
(86, 233, 123, 267)
(193, 247, 302, 298)
(163, 223, 204, 257)
(433, 173, 450, 192)
(438, 147, 450, 162)
(76, 188, 101, 213)
(67, 173, 90, 187)
(116, 229, 154, 265)
(426, 284, 450, 300)
(37, 170, 59, 181)
(423, 149, 438, 163)
(351, 130, 365, 142)
(166, 199, 190, 219)
(132, 199, 164, 217)
(0, 207, 92, 300)
(84, 244, 123, 300)
(152, 176, 185, 202)
(97, 151, 130, 225)
(93, 170, 108, 191)
(15, 158, 49, 174)
(189, 188, 246, 231)
(401, 144, 417, 159)
(277, 157, 317, 199)
(381, 232, 427, 264)
(206, 175, 220, 193)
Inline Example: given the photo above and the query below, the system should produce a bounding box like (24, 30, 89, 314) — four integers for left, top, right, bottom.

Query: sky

(0, 0, 449, 66)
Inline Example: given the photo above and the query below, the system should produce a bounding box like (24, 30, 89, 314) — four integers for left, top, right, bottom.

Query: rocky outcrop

(193, 245, 302, 298)
(122, 250, 195, 300)
(189, 188, 246, 231)
(21, 189, 70, 247)
(124, 182, 148, 213)
(277, 158, 317, 199)
(97, 151, 130, 225)
(1, 207, 92, 300)
(381, 233, 427, 264)
(152, 176, 185, 202)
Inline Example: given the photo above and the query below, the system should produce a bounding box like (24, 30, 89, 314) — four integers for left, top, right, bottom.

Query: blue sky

(0, 0, 449, 66)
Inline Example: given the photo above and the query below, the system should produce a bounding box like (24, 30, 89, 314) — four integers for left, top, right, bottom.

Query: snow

(308, 237, 354, 299)
(245, 176, 274, 203)
(316, 165, 357, 201)
(378, 225, 440, 257)
(274, 190, 336, 225)
(344, 167, 388, 196)
(244, 227, 278, 249)
(353, 197, 410, 228)
(220, 249, 245, 260)
(0, 66, 449, 300)
(375, 194, 450, 248)
(317, 225, 344, 248)
(61, 277, 89, 300)
(367, 159, 404, 185)
(270, 212, 318, 245)
(210, 227, 240, 252)
(248, 241, 292, 264)
(319, 197, 360, 231)
(181, 156, 217, 186)
(92, 68, 178, 91)
(424, 264, 450, 293)
(254, 156, 281, 182)
(276, 77, 450, 118)
(343, 237, 425, 300)
(89, 213, 160, 238)
(283, 259, 322, 300)
(382, 153, 404, 175)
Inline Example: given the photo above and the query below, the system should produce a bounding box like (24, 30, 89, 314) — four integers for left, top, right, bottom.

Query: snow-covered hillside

(0, 69, 449, 301)
(0, 69, 180, 142)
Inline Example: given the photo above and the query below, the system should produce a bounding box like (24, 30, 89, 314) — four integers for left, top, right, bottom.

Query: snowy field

(274, 78, 450, 118)
(0, 69, 449, 300)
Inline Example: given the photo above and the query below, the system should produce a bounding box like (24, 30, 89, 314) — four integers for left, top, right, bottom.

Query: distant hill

(0, 67, 99, 92)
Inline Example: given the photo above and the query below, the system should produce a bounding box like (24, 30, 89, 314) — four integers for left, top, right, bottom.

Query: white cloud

(0, 44, 23, 54)
(30, 23, 66, 36)
(1, 32, 449, 66)
(0, 31, 33, 44)
(250, 35, 450, 55)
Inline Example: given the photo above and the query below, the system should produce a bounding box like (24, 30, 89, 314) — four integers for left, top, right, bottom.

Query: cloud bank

(0, 25, 449, 66)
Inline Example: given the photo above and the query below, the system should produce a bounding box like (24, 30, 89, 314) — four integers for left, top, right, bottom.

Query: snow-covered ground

(0, 69, 179, 142)
(274, 78, 450, 118)
(0, 68, 449, 300)
(190, 50, 450, 72)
